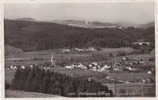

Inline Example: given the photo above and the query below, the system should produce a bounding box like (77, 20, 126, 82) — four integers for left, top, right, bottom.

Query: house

(133, 41, 150, 46)
(62, 49, 71, 53)
(98, 65, 111, 72)
(65, 65, 74, 69)
(77, 63, 87, 70)
(122, 57, 128, 61)
(74, 48, 84, 52)
(132, 39, 151, 46)
(87, 47, 97, 51)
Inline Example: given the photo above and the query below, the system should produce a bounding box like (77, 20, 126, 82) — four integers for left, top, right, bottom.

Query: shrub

(5, 82, 10, 89)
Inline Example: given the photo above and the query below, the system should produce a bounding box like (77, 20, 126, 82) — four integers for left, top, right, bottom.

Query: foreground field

(5, 69, 15, 85)
(5, 90, 62, 98)
(105, 72, 154, 82)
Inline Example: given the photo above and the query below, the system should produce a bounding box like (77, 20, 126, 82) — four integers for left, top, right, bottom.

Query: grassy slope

(5, 89, 62, 98)
(5, 45, 23, 56)
(5, 69, 15, 85)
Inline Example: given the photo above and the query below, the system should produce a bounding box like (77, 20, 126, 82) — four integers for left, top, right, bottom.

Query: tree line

(11, 66, 113, 97)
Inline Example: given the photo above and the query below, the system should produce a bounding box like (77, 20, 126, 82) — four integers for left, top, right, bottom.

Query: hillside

(4, 19, 155, 51)
(5, 45, 23, 56)
(5, 90, 61, 98)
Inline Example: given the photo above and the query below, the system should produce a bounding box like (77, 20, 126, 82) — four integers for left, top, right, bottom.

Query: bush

(5, 82, 10, 89)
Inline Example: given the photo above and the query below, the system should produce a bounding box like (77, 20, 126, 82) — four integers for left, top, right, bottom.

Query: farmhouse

(132, 41, 150, 46)
(87, 47, 97, 51)
(74, 48, 84, 52)
(62, 49, 71, 53)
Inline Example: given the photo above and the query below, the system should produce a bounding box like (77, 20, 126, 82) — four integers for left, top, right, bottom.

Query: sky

(4, 2, 154, 24)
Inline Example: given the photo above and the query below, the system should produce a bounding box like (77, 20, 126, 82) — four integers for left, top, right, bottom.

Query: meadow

(5, 47, 135, 66)
(5, 89, 61, 98)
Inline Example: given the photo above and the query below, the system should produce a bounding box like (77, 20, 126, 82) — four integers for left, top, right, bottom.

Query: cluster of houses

(132, 41, 150, 46)
(7, 63, 53, 72)
(7, 64, 33, 71)
(8, 65, 18, 70)
(7, 53, 154, 75)
(64, 56, 154, 74)
(62, 47, 97, 53)
(65, 62, 111, 72)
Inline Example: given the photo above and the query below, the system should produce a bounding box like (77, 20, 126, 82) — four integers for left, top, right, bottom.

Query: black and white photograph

(4, 1, 155, 98)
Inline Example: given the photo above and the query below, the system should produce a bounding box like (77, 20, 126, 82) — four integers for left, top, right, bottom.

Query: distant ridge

(52, 20, 121, 28)
(52, 20, 154, 29)
(9, 18, 154, 29)
(138, 22, 154, 28)
(14, 18, 36, 21)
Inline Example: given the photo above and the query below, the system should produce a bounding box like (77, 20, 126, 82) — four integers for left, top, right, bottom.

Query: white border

(0, 0, 157, 100)
(0, 0, 155, 3)
(0, 3, 4, 100)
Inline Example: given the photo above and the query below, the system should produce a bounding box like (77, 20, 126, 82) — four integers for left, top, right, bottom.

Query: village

(5, 40, 155, 96)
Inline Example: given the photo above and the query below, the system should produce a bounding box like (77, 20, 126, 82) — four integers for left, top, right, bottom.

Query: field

(105, 72, 154, 82)
(5, 69, 15, 85)
(5, 90, 62, 98)
(5, 47, 135, 66)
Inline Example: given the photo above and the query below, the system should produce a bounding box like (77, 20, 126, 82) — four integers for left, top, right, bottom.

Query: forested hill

(4, 19, 155, 51)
